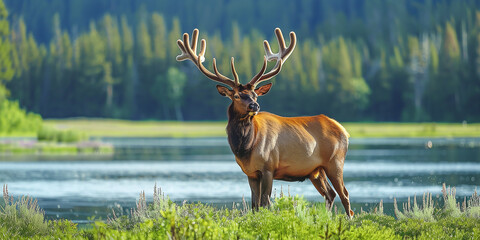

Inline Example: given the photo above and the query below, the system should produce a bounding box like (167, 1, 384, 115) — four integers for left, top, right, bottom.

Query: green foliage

(1, 186, 80, 239)
(0, 0, 14, 101)
(1, 183, 480, 239)
(440, 184, 462, 218)
(99, 184, 480, 239)
(0, 185, 48, 238)
(37, 126, 87, 143)
(322, 37, 371, 117)
(1, 1, 480, 121)
(0, 99, 42, 135)
(0, 140, 113, 155)
(394, 193, 435, 221)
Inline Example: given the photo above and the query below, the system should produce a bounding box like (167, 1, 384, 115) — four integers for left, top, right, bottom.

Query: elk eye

(234, 95, 240, 99)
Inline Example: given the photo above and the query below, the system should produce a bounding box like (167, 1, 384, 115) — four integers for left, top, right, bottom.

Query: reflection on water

(1, 137, 479, 222)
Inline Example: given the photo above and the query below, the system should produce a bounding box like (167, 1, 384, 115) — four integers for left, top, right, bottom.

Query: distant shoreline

(40, 119, 480, 138)
(0, 139, 113, 156)
(1, 119, 479, 139)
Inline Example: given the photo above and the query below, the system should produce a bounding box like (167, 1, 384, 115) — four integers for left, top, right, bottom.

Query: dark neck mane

(226, 104, 256, 160)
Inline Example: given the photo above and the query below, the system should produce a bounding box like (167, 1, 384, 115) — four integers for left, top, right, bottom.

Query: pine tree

(167, 18, 181, 63)
(103, 62, 115, 115)
(408, 35, 431, 121)
(0, 0, 14, 101)
(136, 20, 156, 118)
(238, 37, 252, 80)
(136, 21, 152, 65)
(425, 22, 462, 121)
(443, 22, 461, 63)
(151, 13, 167, 63)
(8, 18, 45, 112)
(73, 21, 106, 116)
(166, 67, 186, 120)
(26, 33, 45, 113)
(120, 15, 135, 118)
(101, 14, 122, 69)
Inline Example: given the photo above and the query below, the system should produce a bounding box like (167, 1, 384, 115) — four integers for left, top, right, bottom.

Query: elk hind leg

(310, 167, 336, 211)
(325, 162, 354, 218)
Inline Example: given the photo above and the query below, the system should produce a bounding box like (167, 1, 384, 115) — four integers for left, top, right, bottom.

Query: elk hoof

(348, 210, 355, 219)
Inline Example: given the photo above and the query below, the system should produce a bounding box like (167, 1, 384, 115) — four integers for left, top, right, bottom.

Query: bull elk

(176, 28, 354, 217)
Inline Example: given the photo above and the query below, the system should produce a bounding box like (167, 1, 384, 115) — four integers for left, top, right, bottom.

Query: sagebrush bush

(394, 193, 435, 221)
(1, 185, 48, 238)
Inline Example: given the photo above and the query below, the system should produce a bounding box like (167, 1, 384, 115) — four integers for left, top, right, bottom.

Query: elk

(176, 28, 354, 217)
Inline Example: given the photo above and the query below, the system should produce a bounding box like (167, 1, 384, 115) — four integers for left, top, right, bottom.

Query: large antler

(176, 29, 239, 88)
(249, 28, 296, 87)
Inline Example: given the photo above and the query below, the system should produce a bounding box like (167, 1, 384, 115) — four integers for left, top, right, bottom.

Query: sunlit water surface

(1, 137, 479, 223)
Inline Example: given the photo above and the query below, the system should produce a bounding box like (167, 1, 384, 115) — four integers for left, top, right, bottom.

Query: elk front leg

(248, 176, 261, 211)
(260, 170, 273, 207)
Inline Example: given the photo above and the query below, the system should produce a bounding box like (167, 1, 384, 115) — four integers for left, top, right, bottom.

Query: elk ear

(254, 83, 273, 96)
(216, 85, 233, 98)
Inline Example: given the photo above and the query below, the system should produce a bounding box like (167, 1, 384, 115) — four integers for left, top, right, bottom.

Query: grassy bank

(1, 184, 479, 239)
(44, 119, 227, 138)
(44, 118, 480, 138)
(343, 122, 480, 138)
(0, 140, 113, 156)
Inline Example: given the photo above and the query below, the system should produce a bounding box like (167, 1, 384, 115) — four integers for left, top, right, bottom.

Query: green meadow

(42, 119, 480, 138)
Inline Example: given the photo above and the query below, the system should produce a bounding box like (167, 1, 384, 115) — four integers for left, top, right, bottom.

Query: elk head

(176, 28, 296, 118)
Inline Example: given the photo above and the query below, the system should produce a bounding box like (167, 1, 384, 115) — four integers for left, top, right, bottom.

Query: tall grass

(1, 183, 479, 239)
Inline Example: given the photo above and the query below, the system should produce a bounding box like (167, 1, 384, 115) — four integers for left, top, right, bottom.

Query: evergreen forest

(2, 0, 480, 122)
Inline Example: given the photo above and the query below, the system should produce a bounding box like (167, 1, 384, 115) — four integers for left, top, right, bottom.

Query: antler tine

(212, 58, 230, 81)
(199, 39, 206, 62)
(231, 57, 239, 86)
(249, 28, 296, 86)
(176, 40, 189, 61)
(176, 29, 237, 88)
(197, 53, 237, 88)
(275, 28, 287, 52)
(263, 40, 275, 61)
(259, 59, 283, 82)
(183, 33, 197, 62)
(249, 56, 268, 85)
(191, 29, 199, 54)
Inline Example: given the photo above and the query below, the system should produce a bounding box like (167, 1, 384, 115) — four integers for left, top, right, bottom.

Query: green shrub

(37, 126, 87, 143)
(40, 144, 78, 154)
(0, 185, 48, 238)
(440, 184, 462, 218)
(394, 193, 435, 221)
(1, 185, 79, 239)
(100, 183, 480, 239)
(0, 100, 42, 134)
(2, 183, 480, 239)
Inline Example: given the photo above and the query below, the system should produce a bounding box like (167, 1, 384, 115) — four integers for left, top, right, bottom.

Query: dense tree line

(2, 0, 480, 121)
(0, 0, 42, 134)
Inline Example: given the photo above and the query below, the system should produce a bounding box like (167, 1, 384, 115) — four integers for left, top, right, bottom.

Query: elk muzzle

(248, 103, 260, 115)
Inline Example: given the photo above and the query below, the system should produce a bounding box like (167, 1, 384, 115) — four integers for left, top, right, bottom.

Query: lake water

(1, 137, 480, 223)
